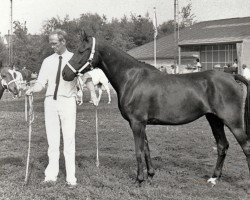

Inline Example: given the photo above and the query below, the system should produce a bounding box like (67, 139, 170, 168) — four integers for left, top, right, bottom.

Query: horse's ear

(80, 29, 89, 42)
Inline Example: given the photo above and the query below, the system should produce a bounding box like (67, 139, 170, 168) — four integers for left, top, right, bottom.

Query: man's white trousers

(44, 96, 77, 184)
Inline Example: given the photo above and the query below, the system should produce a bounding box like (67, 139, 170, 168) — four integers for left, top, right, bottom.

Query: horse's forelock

(8, 69, 16, 79)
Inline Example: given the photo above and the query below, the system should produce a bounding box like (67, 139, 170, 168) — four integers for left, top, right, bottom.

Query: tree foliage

(158, 3, 196, 36)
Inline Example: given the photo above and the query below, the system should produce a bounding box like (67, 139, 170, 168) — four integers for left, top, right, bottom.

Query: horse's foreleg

(103, 84, 111, 104)
(130, 120, 145, 183)
(206, 114, 229, 185)
(98, 87, 102, 103)
(144, 133, 155, 178)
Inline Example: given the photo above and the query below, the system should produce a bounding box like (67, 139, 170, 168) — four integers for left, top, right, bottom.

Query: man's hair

(49, 29, 67, 42)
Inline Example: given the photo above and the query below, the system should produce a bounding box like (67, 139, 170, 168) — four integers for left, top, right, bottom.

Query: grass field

(0, 90, 250, 200)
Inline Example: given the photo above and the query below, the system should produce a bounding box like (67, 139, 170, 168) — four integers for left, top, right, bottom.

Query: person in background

(193, 58, 202, 72)
(159, 66, 167, 73)
(171, 64, 179, 74)
(232, 59, 238, 68)
(224, 63, 238, 74)
(232, 58, 238, 74)
(26, 29, 98, 188)
(242, 64, 250, 80)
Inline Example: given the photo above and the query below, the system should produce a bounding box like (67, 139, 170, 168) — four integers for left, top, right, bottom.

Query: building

(127, 16, 250, 74)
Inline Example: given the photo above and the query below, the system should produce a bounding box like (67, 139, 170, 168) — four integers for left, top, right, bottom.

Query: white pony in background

(77, 68, 111, 105)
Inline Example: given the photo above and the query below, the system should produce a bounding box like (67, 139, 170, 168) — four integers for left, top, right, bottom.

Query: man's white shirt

(242, 68, 250, 80)
(37, 50, 77, 97)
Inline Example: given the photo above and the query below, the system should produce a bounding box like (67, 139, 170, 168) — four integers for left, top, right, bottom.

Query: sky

(0, 0, 250, 35)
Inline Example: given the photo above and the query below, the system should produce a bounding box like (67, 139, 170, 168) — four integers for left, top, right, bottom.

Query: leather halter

(66, 37, 96, 76)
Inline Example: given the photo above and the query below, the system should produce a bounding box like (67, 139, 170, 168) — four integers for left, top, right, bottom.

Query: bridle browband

(66, 37, 96, 76)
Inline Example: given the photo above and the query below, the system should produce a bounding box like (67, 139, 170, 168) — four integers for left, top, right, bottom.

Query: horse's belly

(147, 102, 207, 125)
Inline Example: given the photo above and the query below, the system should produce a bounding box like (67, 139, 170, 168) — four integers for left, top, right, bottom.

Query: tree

(158, 3, 196, 37)
(12, 21, 42, 72)
(0, 37, 8, 65)
(179, 3, 196, 28)
(158, 20, 175, 36)
(128, 13, 155, 46)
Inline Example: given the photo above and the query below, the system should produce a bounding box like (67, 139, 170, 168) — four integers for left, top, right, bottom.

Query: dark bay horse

(62, 31, 250, 192)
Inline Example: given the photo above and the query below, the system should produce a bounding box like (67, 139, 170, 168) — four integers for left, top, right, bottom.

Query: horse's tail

(234, 74, 250, 138)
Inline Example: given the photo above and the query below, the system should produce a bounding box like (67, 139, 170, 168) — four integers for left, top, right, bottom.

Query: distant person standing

(193, 58, 202, 72)
(232, 59, 238, 68)
(242, 64, 250, 80)
(171, 64, 179, 74)
(232, 58, 238, 74)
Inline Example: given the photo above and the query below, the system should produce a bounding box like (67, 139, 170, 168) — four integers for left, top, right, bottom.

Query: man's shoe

(66, 182, 77, 189)
(41, 179, 56, 186)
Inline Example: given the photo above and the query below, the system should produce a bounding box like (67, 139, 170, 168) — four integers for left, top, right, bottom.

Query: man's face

(49, 34, 66, 55)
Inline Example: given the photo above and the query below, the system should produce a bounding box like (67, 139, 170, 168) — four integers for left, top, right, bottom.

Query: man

(193, 58, 202, 72)
(26, 29, 98, 187)
(242, 64, 250, 80)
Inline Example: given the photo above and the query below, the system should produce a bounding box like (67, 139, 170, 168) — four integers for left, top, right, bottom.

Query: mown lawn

(0, 90, 249, 200)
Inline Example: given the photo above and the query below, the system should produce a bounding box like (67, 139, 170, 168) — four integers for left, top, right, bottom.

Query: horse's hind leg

(229, 127, 250, 193)
(206, 114, 229, 185)
(144, 132, 155, 178)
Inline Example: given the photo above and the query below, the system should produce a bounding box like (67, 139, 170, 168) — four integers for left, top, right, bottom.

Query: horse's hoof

(108, 102, 111, 104)
(136, 174, 144, 185)
(148, 170, 155, 179)
(207, 177, 217, 187)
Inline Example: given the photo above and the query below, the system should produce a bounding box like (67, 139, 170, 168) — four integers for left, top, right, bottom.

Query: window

(200, 44, 237, 70)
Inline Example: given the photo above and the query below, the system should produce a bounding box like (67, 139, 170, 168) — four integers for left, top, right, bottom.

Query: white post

(154, 37, 157, 68)
(153, 7, 158, 68)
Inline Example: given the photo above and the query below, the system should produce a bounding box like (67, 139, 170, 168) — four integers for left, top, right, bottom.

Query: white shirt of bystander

(242, 67, 250, 80)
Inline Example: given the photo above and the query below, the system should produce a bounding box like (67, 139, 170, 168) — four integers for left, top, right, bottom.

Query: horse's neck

(98, 43, 141, 92)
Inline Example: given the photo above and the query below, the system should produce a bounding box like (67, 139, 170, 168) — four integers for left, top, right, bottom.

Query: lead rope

(95, 106, 99, 167)
(77, 76, 99, 167)
(24, 94, 34, 184)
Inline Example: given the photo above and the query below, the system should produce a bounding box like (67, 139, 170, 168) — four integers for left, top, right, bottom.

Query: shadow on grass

(0, 156, 24, 167)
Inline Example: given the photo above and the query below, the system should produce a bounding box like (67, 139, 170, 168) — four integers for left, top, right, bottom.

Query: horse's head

(0, 66, 19, 95)
(62, 30, 98, 81)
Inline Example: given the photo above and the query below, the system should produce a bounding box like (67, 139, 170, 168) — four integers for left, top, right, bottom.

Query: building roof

(127, 33, 178, 60)
(128, 16, 250, 60)
(179, 16, 250, 45)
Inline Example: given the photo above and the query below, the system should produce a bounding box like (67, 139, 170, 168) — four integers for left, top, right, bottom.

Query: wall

(242, 39, 250, 71)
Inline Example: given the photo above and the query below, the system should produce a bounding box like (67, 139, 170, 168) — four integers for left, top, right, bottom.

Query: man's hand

(26, 88, 33, 96)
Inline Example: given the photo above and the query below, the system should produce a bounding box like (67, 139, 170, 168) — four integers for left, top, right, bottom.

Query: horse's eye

(1, 75, 6, 78)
